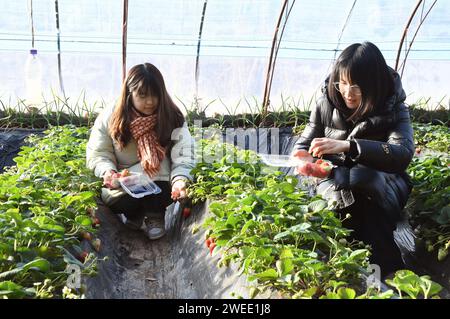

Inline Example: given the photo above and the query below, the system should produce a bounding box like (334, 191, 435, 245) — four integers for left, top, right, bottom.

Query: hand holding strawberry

(103, 169, 131, 189)
(296, 159, 333, 179)
(171, 179, 188, 201)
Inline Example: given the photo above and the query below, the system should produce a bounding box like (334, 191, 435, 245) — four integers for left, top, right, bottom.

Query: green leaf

(22, 258, 51, 273)
(0, 281, 27, 298)
(240, 219, 256, 234)
(280, 248, 294, 259)
(433, 206, 450, 225)
(417, 276, 442, 299)
(226, 214, 240, 227)
(337, 288, 356, 299)
(276, 258, 294, 277)
(75, 215, 93, 227)
(252, 269, 278, 280)
(308, 200, 327, 212)
(322, 292, 340, 299)
(292, 287, 318, 299)
(208, 202, 225, 218)
(77, 191, 96, 202)
(348, 249, 369, 261)
(0, 268, 24, 280)
(280, 182, 295, 194)
(298, 205, 309, 214)
(248, 287, 260, 299)
(290, 222, 311, 233)
(273, 230, 291, 241)
(385, 270, 421, 299)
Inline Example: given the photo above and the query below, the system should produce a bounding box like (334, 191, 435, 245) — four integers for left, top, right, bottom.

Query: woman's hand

(291, 149, 314, 162)
(291, 149, 313, 176)
(171, 179, 188, 201)
(308, 138, 350, 157)
(103, 169, 120, 189)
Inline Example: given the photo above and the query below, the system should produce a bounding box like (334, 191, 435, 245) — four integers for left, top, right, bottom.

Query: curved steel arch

(261, 0, 296, 124)
(195, 0, 208, 102)
(396, 0, 438, 77)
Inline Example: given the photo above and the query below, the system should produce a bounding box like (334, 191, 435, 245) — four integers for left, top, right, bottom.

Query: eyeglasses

(333, 82, 362, 96)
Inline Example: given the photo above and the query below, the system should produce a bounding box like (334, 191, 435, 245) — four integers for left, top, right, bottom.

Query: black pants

(339, 194, 405, 279)
(109, 181, 172, 220)
(317, 165, 409, 278)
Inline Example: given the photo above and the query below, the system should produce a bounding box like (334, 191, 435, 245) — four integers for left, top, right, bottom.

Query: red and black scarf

(129, 109, 165, 177)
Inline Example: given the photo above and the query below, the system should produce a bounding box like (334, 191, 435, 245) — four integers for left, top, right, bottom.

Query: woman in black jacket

(292, 42, 414, 278)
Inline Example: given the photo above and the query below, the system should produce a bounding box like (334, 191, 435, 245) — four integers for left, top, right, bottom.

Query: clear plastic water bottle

(24, 49, 43, 105)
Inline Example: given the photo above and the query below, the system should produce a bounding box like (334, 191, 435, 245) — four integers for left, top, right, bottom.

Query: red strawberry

(81, 231, 92, 241)
(297, 162, 314, 176)
(182, 207, 191, 218)
(206, 238, 212, 248)
(77, 251, 88, 263)
(92, 217, 101, 227)
(312, 160, 332, 178)
(209, 242, 217, 256)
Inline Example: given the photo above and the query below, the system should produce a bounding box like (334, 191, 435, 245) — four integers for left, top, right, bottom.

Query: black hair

(327, 41, 395, 121)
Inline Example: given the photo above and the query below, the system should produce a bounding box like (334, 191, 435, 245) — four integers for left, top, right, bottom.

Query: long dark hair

(327, 41, 394, 121)
(109, 63, 185, 149)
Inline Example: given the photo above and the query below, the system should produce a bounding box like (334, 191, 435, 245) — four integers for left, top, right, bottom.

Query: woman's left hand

(171, 179, 188, 201)
(309, 138, 350, 157)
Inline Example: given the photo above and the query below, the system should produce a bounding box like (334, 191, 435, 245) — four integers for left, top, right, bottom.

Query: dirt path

(84, 201, 258, 299)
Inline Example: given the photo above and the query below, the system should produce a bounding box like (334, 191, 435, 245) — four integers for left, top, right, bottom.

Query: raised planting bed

(1, 124, 449, 299)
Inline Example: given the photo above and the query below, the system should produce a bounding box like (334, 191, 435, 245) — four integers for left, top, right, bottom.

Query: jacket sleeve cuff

(171, 175, 191, 186)
(348, 139, 360, 159)
(97, 164, 118, 178)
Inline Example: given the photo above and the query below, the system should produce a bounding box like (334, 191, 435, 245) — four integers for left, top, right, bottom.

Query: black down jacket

(294, 71, 415, 224)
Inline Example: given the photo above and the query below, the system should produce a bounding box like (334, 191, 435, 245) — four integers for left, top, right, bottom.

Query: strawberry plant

(406, 123, 450, 261)
(413, 123, 449, 153)
(189, 139, 382, 298)
(189, 138, 444, 299)
(407, 154, 450, 261)
(385, 270, 443, 299)
(0, 125, 102, 298)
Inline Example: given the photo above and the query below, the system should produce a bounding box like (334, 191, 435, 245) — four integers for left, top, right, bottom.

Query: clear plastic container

(259, 154, 305, 167)
(119, 172, 161, 198)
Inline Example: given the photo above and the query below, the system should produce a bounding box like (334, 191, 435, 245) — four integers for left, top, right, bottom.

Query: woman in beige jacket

(86, 63, 195, 239)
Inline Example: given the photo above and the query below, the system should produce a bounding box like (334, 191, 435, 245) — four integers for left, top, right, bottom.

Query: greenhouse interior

(0, 0, 449, 301)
